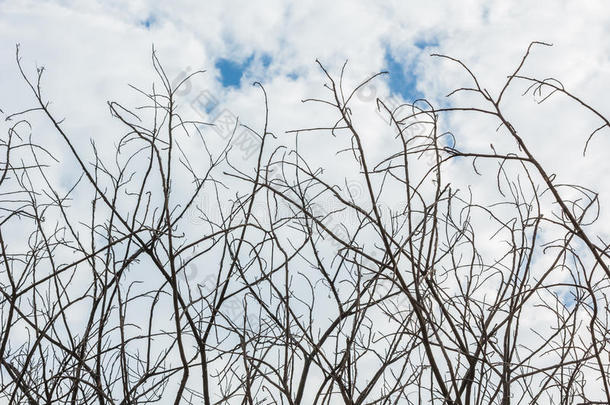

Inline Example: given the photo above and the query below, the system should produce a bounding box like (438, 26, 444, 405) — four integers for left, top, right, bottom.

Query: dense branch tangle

(0, 43, 608, 404)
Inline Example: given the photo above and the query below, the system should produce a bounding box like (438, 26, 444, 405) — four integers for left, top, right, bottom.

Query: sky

(1, 0, 604, 270)
(1, 0, 610, 402)
(1, 0, 608, 189)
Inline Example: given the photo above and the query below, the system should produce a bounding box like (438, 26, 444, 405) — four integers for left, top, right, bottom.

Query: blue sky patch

(216, 55, 252, 87)
(563, 292, 576, 307)
(261, 54, 272, 69)
(141, 16, 155, 29)
(216, 53, 272, 88)
(414, 37, 439, 50)
(384, 50, 421, 102)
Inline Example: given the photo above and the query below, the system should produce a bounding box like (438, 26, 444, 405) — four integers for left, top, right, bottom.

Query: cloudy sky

(1, 1, 610, 402)
(1, 0, 608, 243)
(1, 1, 609, 170)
